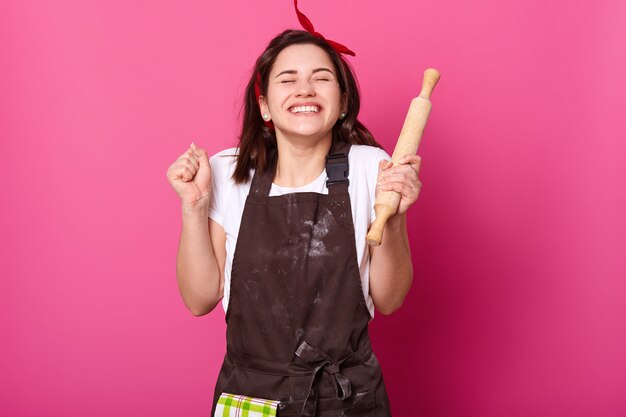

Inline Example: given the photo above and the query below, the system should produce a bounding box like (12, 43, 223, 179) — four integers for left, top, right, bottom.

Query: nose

(295, 78, 315, 96)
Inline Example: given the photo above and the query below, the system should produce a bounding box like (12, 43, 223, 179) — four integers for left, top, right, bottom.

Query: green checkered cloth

(214, 392, 281, 417)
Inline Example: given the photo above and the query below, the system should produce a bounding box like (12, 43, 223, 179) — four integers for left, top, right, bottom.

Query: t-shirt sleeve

(369, 147, 392, 221)
(207, 152, 231, 227)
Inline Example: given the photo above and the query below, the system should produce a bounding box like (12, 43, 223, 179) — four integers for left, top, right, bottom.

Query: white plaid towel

(214, 392, 281, 417)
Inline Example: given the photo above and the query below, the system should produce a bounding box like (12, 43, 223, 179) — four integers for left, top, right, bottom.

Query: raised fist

(166, 143, 211, 207)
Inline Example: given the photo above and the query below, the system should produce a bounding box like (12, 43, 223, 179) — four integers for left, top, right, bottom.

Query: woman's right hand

(166, 143, 212, 207)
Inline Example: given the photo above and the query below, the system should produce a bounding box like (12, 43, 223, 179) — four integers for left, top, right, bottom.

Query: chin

(279, 125, 332, 139)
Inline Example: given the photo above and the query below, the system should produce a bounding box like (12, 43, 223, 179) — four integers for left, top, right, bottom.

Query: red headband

(293, 0, 356, 57)
(256, 0, 355, 129)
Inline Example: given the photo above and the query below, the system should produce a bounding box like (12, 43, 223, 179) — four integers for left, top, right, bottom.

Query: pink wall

(2, 0, 625, 416)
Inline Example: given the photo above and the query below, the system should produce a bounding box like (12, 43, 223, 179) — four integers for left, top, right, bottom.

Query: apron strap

(248, 147, 277, 197)
(326, 141, 351, 195)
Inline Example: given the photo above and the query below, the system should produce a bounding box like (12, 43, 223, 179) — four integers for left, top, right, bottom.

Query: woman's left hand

(376, 154, 423, 216)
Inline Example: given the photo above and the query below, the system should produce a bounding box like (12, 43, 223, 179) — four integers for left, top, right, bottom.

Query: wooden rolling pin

(366, 68, 440, 246)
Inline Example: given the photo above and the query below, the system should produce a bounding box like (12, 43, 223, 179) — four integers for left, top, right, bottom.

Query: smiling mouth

(289, 105, 321, 114)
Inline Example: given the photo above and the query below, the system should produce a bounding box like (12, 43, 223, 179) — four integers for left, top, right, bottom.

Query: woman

(166, 6, 422, 416)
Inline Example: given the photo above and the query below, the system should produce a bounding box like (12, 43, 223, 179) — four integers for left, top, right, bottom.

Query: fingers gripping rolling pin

(366, 68, 441, 246)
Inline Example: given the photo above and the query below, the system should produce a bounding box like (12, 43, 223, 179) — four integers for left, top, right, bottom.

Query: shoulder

(209, 147, 239, 178)
(346, 144, 390, 194)
(210, 147, 239, 162)
(348, 144, 391, 168)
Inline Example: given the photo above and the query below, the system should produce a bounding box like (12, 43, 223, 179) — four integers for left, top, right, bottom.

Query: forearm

(368, 213, 413, 315)
(176, 199, 221, 316)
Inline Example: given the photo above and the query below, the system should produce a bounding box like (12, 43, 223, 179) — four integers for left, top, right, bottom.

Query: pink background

(2, 0, 625, 416)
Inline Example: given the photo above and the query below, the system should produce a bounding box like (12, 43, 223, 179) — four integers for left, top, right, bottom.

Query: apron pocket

(276, 389, 376, 416)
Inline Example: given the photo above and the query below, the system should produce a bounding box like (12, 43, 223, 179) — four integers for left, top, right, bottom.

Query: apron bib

(211, 141, 392, 417)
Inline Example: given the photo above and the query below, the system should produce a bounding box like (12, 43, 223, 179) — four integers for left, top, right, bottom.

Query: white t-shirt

(207, 144, 391, 321)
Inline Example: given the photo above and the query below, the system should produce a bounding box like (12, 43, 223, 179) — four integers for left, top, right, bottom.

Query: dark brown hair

(232, 29, 382, 184)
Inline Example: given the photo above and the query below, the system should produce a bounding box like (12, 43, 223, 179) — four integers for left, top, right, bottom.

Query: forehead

(270, 44, 335, 75)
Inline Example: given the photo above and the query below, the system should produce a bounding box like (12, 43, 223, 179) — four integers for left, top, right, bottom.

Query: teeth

(290, 105, 319, 113)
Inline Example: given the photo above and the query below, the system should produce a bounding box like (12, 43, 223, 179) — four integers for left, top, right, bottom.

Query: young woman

(166, 6, 422, 416)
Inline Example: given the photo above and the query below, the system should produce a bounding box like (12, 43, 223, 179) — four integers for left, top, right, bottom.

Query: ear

(341, 92, 348, 114)
(258, 95, 270, 118)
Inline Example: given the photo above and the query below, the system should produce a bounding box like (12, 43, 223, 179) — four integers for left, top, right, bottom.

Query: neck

(273, 133, 332, 188)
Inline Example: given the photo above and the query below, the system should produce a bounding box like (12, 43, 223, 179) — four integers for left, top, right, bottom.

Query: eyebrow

(274, 67, 335, 78)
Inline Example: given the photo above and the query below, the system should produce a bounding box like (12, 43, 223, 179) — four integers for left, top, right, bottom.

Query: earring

(340, 112, 347, 119)
(263, 114, 270, 120)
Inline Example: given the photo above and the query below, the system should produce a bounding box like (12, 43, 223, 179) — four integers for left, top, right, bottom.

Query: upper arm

(209, 218, 227, 300)
(206, 151, 232, 302)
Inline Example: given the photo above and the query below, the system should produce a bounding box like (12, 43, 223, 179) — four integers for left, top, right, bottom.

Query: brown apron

(210, 141, 392, 416)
